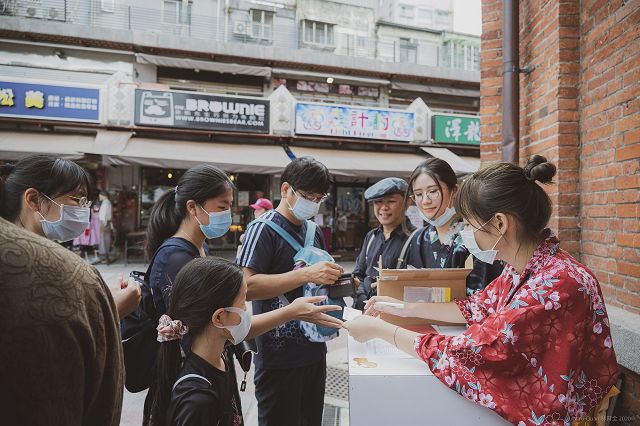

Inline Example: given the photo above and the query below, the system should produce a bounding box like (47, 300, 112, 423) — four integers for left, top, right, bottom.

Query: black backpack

(121, 239, 258, 393)
(120, 240, 189, 393)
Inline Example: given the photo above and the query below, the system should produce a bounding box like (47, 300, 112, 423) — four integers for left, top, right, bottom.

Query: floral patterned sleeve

(414, 270, 618, 425)
(454, 275, 504, 325)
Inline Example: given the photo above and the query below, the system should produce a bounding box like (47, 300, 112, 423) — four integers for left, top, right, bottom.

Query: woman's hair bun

(523, 155, 556, 184)
(0, 163, 15, 178)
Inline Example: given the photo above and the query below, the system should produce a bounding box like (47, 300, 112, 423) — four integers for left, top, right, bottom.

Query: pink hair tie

(157, 314, 189, 342)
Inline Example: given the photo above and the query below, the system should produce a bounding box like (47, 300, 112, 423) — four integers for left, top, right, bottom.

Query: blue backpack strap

(304, 220, 317, 248)
(249, 218, 303, 252)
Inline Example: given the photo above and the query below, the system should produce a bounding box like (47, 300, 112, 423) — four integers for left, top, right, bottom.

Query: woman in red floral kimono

(344, 156, 619, 425)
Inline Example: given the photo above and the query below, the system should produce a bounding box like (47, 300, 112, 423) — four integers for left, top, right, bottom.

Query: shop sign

(295, 103, 414, 142)
(0, 80, 100, 123)
(134, 89, 270, 134)
(432, 114, 480, 145)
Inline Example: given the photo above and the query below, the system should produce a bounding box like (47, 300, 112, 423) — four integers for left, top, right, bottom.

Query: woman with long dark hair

(143, 164, 342, 424)
(0, 155, 126, 424)
(0, 154, 141, 318)
(345, 156, 619, 424)
(394, 158, 502, 297)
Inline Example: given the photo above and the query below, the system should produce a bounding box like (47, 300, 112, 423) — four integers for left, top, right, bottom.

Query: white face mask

(286, 189, 321, 221)
(416, 187, 456, 228)
(38, 195, 90, 242)
(460, 218, 503, 264)
(420, 206, 457, 227)
(215, 307, 251, 345)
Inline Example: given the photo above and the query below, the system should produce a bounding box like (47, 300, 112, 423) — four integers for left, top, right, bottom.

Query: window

(399, 38, 417, 63)
(101, 0, 115, 13)
(250, 9, 274, 41)
(435, 9, 451, 29)
(301, 20, 335, 46)
(162, 0, 192, 25)
(399, 4, 415, 19)
(417, 8, 433, 26)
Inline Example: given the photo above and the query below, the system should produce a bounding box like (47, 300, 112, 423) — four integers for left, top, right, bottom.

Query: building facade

(0, 0, 481, 254)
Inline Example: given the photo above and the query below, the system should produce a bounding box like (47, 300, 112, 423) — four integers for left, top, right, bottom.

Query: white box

(347, 326, 510, 426)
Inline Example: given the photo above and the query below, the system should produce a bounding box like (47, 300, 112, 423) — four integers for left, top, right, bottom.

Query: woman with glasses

(345, 156, 619, 425)
(0, 154, 126, 424)
(0, 154, 141, 319)
(394, 158, 502, 297)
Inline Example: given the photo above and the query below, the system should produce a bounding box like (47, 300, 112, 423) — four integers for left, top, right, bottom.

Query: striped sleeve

(237, 210, 275, 273)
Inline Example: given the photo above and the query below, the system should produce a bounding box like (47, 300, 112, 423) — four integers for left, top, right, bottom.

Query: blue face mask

(286, 189, 321, 221)
(196, 205, 232, 239)
(38, 194, 90, 242)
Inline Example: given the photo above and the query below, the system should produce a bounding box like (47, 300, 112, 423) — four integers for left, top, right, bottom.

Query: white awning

(420, 146, 478, 175)
(272, 68, 390, 86)
(287, 146, 425, 178)
(101, 137, 291, 174)
(0, 131, 95, 160)
(136, 54, 272, 78)
(391, 81, 480, 98)
(459, 156, 481, 171)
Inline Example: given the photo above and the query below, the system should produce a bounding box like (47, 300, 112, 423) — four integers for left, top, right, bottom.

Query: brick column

(580, 0, 640, 313)
(479, 0, 582, 256)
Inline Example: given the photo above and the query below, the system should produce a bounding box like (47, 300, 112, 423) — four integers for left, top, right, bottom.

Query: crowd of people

(0, 153, 619, 426)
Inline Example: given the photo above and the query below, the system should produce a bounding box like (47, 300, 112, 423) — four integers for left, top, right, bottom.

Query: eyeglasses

(67, 195, 92, 208)
(409, 188, 441, 203)
(292, 188, 329, 204)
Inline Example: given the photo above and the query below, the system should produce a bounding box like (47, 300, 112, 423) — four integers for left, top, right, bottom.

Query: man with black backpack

(238, 157, 344, 426)
(352, 177, 416, 310)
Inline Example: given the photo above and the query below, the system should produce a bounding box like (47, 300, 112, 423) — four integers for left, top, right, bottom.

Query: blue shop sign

(0, 81, 100, 123)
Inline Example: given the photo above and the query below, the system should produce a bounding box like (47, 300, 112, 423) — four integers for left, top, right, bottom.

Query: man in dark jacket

(352, 177, 415, 310)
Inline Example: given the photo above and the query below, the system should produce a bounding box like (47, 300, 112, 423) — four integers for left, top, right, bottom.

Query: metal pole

(502, 0, 519, 164)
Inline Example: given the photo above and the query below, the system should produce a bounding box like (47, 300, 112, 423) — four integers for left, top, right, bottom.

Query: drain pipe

(502, 0, 519, 164)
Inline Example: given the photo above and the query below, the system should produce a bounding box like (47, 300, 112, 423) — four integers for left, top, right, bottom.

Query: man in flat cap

(352, 177, 416, 310)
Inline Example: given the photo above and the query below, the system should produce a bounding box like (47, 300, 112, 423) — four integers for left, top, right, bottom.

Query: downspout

(502, 0, 519, 164)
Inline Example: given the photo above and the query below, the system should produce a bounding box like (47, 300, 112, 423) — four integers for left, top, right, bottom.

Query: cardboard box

(377, 268, 471, 326)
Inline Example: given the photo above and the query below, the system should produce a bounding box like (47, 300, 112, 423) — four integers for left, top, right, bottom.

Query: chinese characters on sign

(295, 103, 414, 142)
(134, 89, 270, 133)
(0, 81, 100, 122)
(432, 114, 481, 145)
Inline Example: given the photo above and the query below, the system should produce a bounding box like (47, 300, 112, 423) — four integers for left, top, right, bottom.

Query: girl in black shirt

(149, 257, 343, 426)
(150, 257, 247, 426)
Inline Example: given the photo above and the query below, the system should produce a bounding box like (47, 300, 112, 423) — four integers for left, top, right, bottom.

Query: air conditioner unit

(47, 6, 63, 20)
(18, 0, 64, 21)
(25, 5, 40, 18)
(233, 20, 251, 36)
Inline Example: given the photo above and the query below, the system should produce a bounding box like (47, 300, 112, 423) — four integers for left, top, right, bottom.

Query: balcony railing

(1, 0, 480, 72)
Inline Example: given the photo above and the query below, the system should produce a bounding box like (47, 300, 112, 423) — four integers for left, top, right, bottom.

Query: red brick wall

(480, 0, 640, 418)
(480, 0, 582, 255)
(479, 0, 639, 310)
(580, 0, 640, 315)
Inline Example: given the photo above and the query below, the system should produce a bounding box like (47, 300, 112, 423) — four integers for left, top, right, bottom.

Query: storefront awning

(391, 81, 479, 98)
(272, 68, 390, 86)
(420, 147, 479, 175)
(287, 146, 426, 178)
(101, 137, 291, 174)
(0, 131, 94, 160)
(136, 54, 272, 78)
